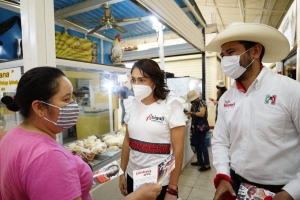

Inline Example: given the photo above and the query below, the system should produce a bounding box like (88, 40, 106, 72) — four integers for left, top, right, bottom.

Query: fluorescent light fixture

(151, 16, 165, 31)
(125, 63, 134, 68)
(151, 16, 158, 24)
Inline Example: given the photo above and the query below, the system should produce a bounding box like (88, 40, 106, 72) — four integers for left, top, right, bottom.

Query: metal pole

(158, 25, 165, 70)
(296, 0, 300, 81)
(201, 28, 206, 100)
(152, 19, 165, 70)
(108, 85, 113, 134)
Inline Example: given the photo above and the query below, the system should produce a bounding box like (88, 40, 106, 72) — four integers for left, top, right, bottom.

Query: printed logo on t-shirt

(264, 94, 276, 105)
(146, 114, 164, 123)
(223, 100, 236, 109)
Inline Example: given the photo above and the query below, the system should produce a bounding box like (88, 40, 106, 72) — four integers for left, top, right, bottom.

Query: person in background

(185, 90, 211, 172)
(119, 59, 186, 200)
(209, 80, 227, 122)
(118, 73, 133, 126)
(204, 22, 300, 200)
(0, 66, 162, 200)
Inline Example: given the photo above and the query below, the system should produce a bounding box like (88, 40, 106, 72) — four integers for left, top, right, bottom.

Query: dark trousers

(230, 169, 284, 194)
(127, 174, 168, 200)
(230, 169, 241, 194)
(195, 132, 210, 165)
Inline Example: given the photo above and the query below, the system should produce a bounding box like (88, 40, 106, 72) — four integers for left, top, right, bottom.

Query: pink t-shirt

(0, 127, 93, 200)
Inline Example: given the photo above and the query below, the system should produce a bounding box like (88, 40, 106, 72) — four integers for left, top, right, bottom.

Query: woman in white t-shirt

(119, 59, 186, 200)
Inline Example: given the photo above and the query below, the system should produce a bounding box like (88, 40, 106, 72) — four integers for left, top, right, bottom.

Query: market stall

(0, 59, 195, 199)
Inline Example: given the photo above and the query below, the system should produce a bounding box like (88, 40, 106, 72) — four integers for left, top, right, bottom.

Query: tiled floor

(178, 146, 216, 200)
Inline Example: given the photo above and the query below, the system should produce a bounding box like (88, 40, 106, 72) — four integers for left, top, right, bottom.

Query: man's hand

(213, 179, 236, 200)
(273, 190, 293, 200)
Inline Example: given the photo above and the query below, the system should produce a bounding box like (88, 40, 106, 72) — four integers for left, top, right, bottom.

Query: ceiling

(55, 0, 166, 41)
(196, 0, 294, 33)
(52, 0, 206, 53)
(0, 0, 295, 60)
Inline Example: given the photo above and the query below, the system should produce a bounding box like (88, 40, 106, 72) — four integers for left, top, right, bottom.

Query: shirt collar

(235, 64, 270, 93)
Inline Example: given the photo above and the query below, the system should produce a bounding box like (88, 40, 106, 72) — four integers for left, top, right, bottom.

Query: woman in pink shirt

(0, 67, 92, 200)
(0, 67, 161, 200)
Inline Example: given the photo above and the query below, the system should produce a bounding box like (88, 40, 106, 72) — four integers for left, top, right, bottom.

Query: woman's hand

(124, 183, 162, 200)
(164, 192, 177, 200)
(119, 174, 128, 196)
(185, 111, 192, 115)
(209, 98, 218, 105)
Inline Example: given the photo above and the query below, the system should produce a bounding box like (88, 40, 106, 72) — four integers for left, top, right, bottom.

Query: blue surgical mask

(221, 47, 254, 79)
(42, 101, 79, 129)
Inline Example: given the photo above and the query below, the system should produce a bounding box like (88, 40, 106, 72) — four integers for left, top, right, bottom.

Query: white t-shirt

(124, 95, 186, 186)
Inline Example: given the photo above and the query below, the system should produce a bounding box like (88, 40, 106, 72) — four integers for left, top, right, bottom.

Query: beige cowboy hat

(216, 80, 225, 87)
(186, 90, 200, 102)
(203, 22, 290, 63)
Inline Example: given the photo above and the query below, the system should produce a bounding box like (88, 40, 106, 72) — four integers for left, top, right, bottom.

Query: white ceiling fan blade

(115, 18, 141, 23)
(112, 24, 127, 33)
(87, 24, 105, 34)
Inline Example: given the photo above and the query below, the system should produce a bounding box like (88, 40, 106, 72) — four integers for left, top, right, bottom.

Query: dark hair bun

(1, 96, 20, 112)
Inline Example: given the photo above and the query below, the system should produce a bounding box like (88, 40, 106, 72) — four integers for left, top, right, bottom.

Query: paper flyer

(133, 154, 175, 191)
(92, 160, 124, 186)
(236, 182, 275, 200)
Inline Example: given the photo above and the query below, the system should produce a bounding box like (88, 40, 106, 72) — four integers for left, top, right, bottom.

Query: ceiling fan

(72, 3, 141, 35)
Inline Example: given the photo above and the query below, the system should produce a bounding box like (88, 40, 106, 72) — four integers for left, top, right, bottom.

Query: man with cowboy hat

(204, 22, 300, 200)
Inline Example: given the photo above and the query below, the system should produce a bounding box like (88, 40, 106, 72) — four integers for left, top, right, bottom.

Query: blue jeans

(196, 131, 210, 165)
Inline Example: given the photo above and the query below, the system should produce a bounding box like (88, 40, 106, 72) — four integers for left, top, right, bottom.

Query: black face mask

(191, 100, 196, 104)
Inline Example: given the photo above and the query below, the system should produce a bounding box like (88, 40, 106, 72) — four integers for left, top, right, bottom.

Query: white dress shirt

(212, 67, 300, 199)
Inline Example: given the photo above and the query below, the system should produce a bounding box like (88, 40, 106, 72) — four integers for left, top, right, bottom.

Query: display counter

(89, 153, 124, 200)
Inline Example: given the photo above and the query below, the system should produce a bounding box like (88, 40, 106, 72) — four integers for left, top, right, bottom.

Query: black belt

(235, 174, 284, 193)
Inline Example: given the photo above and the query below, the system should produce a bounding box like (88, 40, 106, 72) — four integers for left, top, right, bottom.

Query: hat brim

(203, 23, 290, 63)
(186, 94, 199, 103)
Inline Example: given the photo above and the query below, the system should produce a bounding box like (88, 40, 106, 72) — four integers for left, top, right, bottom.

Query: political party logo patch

(223, 100, 236, 108)
(264, 94, 276, 105)
(146, 114, 164, 123)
